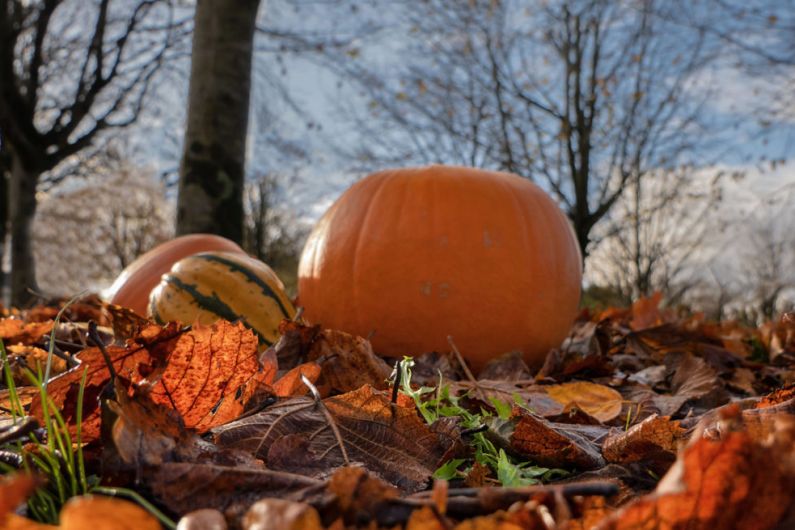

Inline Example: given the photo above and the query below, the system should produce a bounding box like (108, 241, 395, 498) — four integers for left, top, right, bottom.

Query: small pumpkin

(148, 251, 295, 345)
(107, 234, 245, 315)
(298, 165, 582, 371)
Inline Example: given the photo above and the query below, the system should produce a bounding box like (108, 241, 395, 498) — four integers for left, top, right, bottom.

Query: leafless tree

(243, 173, 308, 295)
(33, 152, 172, 296)
(740, 220, 795, 322)
(587, 167, 724, 304)
(330, 0, 715, 258)
(0, 0, 189, 305)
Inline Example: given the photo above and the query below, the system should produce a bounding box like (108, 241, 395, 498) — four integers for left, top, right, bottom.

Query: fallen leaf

(59, 495, 161, 530)
(267, 321, 391, 396)
(213, 385, 461, 492)
(477, 352, 531, 382)
(508, 407, 606, 470)
(602, 415, 686, 475)
(242, 499, 322, 530)
(150, 463, 327, 520)
(326, 467, 399, 525)
(0, 473, 39, 519)
(33, 321, 272, 440)
(669, 353, 729, 413)
(450, 380, 565, 418)
(630, 292, 671, 331)
(5, 344, 67, 385)
(546, 381, 624, 422)
(0, 319, 54, 345)
(597, 414, 795, 530)
(405, 506, 445, 530)
(103, 303, 150, 344)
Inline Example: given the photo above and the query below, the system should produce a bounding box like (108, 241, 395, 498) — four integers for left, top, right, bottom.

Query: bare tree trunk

(8, 152, 38, 306)
(176, 0, 261, 242)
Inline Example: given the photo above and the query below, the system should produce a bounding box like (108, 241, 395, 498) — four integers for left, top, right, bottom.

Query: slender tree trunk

(8, 152, 39, 306)
(0, 153, 8, 304)
(176, 0, 261, 242)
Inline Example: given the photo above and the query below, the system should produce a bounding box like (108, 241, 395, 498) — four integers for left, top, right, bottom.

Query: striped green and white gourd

(148, 251, 296, 345)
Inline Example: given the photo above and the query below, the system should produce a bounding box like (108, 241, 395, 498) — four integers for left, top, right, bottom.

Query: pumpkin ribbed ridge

(148, 251, 295, 345)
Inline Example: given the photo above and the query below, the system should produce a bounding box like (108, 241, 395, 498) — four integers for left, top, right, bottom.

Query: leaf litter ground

(0, 293, 794, 529)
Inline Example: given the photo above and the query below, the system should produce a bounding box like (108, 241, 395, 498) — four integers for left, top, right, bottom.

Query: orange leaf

(33, 320, 270, 440)
(0, 473, 39, 519)
(0, 319, 53, 345)
(546, 381, 624, 422)
(598, 416, 795, 530)
(59, 495, 161, 530)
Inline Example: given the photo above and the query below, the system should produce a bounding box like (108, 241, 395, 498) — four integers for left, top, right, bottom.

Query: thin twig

(447, 336, 487, 402)
(391, 359, 402, 404)
(301, 374, 350, 466)
(87, 320, 118, 381)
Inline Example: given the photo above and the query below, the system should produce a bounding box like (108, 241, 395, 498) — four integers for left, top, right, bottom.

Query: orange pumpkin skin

(297, 165, 582, 372)
(107, 234, 245, 315)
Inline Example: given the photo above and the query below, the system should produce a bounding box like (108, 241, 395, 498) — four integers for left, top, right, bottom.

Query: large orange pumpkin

(107, 234, 245, 315)
(298, 165, 582, 371)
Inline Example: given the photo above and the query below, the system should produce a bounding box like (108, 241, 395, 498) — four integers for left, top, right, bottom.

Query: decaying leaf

(508, 407, 606, 470)
(0, 319, 54, 346)
(597, 412, 795, 530)
(326, 467, 399, 524)
(602, 415, 686, 475)
(33, 321, 280, 440)
(546, 381, 624, 423)
(213, 385, 461, 492)
(149, 463, 327, 520)
(267, 321, 392, 396)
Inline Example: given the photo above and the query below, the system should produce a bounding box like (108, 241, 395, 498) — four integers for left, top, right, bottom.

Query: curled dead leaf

(602, 415, 686, 475)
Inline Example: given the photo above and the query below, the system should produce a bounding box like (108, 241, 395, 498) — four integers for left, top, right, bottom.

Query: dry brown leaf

(509, 407, 606, 470)
(602, 415, 686, 475)
(0, 473, 39, 521)
(58, 495, 161, 530)
(669, 353, 729, 412)
(213, 385, 460, 492)
(30, 322, 185, 441)
(597, 413, 795, 530)
(451, 379, 565, 417)
(546, 381, 624, 422)
(242, 499, 322, 530)
(268, 321, 392, 396)
(108, 379, 205, 467)
(149, 462, 326, 520)
(33, 321, 274, 441)
(0, 319, 54, 345)
(629, 292, 671, 331)
(5, 344, 67, 385)
(326, 467, 399, 524)
(406, 507, 446, 530)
